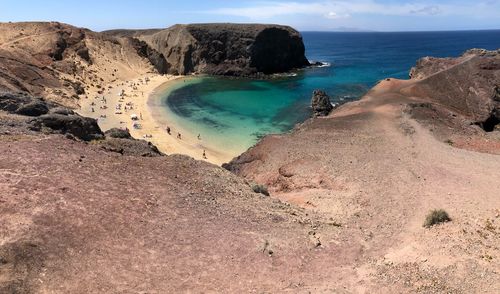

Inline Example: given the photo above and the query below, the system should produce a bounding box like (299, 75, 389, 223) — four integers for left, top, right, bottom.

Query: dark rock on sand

(49, 107, 75, 115)
(0, 92, 32, 112)
(99, 137, 163, 157)
(104, 127, 132, 139)
(29, 113, 103, 141)
(15, 100, 50, 116)
(311, 90, 333, 117)
(0, 92, 53, 116)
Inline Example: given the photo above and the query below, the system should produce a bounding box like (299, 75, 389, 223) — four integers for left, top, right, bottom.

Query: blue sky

(1, 0, 500, 32)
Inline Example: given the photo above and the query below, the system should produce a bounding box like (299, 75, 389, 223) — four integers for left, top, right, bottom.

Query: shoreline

(78, 74, 234, 165)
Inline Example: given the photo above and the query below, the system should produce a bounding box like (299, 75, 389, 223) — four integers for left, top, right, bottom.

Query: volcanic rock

(311, 90, 333, 117)
(15, 100, 50, 116)
(107, 23, 310, 76)
(104, 127, 132, 139)
(29, 113, 103, 141)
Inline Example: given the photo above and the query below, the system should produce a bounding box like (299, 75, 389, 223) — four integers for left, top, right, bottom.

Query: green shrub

(423, 209, 451, 228)
(251, 183, 269, 196)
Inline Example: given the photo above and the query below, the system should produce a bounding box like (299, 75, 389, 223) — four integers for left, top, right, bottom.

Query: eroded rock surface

(311, 90, 333, 117)
(107, 24, 310, 76)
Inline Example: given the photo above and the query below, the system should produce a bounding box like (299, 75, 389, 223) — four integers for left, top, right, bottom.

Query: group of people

(89, 76, 211, 161)
(165, 126, 207, 159)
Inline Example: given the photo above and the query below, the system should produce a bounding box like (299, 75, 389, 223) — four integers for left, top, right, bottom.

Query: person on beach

(177, 133, 182, 139)
(202, 150, 207, 159)
(197, 134, 201, 140)
(166, 126, 171, 135)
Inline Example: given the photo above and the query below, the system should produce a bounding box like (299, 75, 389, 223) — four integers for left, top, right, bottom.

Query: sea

(156, 30, 500, 156)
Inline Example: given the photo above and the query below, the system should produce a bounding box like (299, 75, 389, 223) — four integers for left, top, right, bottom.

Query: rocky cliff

(107, 23, 310, 76)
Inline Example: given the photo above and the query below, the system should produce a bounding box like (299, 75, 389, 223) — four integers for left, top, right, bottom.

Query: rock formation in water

(311, 90, 334, 117)
(106, 23, 310, 76)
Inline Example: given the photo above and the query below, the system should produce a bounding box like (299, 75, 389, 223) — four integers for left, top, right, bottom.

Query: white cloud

(206, 0, 499, 20)
(325, 11, 350, 19)
(410, 5, 442, 15)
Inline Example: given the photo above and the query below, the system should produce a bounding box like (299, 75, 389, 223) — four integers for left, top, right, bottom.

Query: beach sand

(78, 74, 232, 165)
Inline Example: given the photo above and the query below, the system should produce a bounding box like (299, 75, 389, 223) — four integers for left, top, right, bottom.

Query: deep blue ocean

(160, 30, 500, 155)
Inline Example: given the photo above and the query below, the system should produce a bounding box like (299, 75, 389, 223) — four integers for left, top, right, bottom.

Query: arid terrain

(1, 22, 499, 293)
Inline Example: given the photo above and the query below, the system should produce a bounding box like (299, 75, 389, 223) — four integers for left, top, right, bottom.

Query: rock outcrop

(104, 127, 133, 139)
(409, 49, 500, 131)
(311, 90, 333, 117)
(108, 23, 310, 76)
(29, 113, 104, 141)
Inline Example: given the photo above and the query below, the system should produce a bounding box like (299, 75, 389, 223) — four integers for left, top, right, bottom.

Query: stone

(15, 100, 49, 116)
(104, 128, 132, 139)
(311, 90, 333, 117)
(49, 107, 75, 116)
(29, 113, 104, 141)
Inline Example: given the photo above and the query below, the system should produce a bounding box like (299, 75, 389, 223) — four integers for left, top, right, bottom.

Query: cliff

(106, 23, 310, 76)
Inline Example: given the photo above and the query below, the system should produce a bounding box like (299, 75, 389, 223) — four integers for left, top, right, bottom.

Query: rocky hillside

(407, 49, 500, 132)
(0, 22, 167, 107)
(106, 23, 310, 76)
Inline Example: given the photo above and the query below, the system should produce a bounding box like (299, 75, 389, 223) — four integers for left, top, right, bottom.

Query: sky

(1, 0, 500, 32)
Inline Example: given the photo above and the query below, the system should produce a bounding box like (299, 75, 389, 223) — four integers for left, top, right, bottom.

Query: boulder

(104, 127, 132, 139)
(311, 90, 333, 117)
(49, 107, 75, 115)
(30, 113, 103, 141)
(15, 100, 50, 116)
(494, 85, 500, 102)
(99, 137, 163, 157)
(0, 92, 31, 112)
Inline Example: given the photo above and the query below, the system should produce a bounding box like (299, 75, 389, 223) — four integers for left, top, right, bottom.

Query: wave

(310, 61, 331, 68)
(271, 72, 298, 78)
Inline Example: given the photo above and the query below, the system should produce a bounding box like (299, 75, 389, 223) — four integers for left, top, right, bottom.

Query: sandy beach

(78, 74, 232, 165)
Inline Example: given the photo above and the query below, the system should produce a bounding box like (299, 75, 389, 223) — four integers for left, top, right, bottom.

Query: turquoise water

(159, 30, 500, 155)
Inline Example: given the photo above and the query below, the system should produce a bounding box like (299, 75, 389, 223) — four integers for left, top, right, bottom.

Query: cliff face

(125, 23, 310, 76)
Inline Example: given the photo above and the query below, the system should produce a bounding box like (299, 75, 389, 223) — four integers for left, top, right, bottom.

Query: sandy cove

(78, 74, 232, 165)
